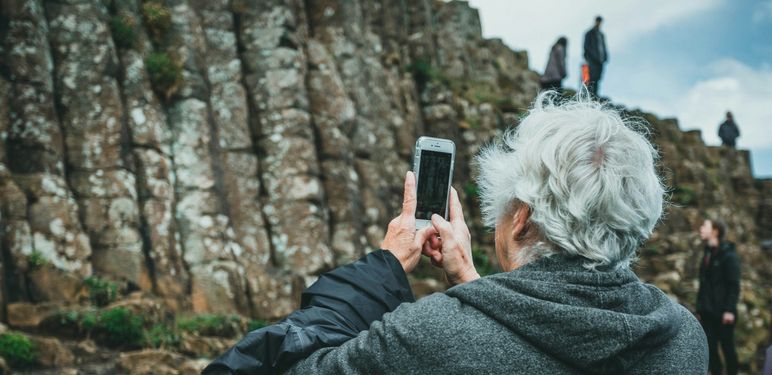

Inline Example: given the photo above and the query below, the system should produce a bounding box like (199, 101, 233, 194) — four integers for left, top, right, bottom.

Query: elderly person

(204, 93, 708, 374)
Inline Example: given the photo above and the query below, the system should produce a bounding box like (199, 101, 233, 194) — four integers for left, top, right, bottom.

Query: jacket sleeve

(285, 293, 450, 374)
(201, 250, 415, 374)
(721, 251, 740, 313)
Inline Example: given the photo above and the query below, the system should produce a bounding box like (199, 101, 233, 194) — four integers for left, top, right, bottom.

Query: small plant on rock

(146, 52, 182, 99)
(27, 250, 47, 271)
(110, 13, 137, 49)
(0, 332, 37, 368)
(406, 59, 442, 90)
(84, 276, 118, 307)
(141, 2, 171, 43)
(144, 323, 180, 349)
(99, 307, 144, 347)
(177, 314, 242, 337)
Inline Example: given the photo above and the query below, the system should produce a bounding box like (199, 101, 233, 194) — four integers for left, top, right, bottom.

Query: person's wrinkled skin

(381, 172, 480, 285)
(380, 171, 438, 273)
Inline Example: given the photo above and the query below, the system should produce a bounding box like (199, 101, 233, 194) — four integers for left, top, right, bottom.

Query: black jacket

(584, 27, 608, 64)
(697, 242, 740, 315)
(718, 120, 740, 144)
(201, 250, 414, 374)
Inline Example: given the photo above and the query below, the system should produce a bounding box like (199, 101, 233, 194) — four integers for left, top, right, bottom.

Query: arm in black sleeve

(583, 31, 591, 61)
(201, 250, 414, 374)
(722, 251, 740, 313)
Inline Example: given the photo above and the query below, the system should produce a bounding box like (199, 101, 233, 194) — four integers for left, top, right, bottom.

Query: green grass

(52, 309, 259, 349)
(177, 314, 241, 337)
(98, 307, 144, 347)
(0, 333, 37, 368)
(146, 52, 182, 99)
(56, 307, 144, 348)
(144, 323, 180, 349)
(84, 276, 118, 307)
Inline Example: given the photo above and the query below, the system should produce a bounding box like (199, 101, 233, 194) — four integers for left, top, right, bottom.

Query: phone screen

(416, 150, 452, 220)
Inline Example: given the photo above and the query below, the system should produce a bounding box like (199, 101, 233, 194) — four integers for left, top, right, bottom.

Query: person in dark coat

(697, 218, 741, 375)
(203, 92, 708, 374)
(583, 16, 608, 97)
(540, 36, 568, 91)
(718, 111, 740, 148)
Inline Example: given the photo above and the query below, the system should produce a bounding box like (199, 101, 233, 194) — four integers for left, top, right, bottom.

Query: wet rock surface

(0, 0, 769, 373)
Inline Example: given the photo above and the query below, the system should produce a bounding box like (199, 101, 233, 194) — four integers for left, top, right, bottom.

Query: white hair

(475, 91, 666, 270)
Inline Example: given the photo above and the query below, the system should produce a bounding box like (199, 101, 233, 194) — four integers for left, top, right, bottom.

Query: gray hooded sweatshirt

(287, 255, 708, 374)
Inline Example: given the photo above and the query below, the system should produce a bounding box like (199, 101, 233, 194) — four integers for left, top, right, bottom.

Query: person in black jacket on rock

(718, 112, 740, 148)
(697, 218, 741, 375)
(583, 16, 608, 97)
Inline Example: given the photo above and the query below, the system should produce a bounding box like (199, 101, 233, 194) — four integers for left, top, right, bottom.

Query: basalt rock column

(196, 0, 295, 318)
(238, 0, 333, 278)
(305, 0, 412, 248)
(160, 0, 251, 315)
(109, 0, 189, 309)
(1, 0, 92, 303)
(45, 1, 148, 290)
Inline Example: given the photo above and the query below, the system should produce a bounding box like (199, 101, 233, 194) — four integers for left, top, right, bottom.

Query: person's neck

(707, 238, 720, 248)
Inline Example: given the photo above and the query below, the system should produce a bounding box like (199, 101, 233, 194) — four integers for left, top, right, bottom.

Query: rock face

(0, 0, 769, 373)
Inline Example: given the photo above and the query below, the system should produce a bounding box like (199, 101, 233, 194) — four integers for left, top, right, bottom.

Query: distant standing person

(697, 218, 740, 375)
(718, 111, 740, 148)
(540, 36, 567, 91)
(583, 16, 608, 97)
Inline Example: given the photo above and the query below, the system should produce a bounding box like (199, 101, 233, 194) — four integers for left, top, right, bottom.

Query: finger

(448, 187, 466, 225)
(431, 214, 455, 239)
(414, 226, 437, 247)
(428, 233, 441, 250)
(401, 171, 417, 216)
(422, 242, 443, 266)
(422, 241, 439, 257)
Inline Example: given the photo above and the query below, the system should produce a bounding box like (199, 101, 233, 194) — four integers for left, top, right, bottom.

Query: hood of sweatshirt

(445, 255, 682, 374)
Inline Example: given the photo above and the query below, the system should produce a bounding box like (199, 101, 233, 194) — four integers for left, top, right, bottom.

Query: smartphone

(413, 136, 455, 229)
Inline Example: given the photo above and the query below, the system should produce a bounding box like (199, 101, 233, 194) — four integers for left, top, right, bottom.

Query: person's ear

(510, 206, 531, 242)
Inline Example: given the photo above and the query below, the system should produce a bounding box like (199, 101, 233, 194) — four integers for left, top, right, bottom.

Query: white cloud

(614, 58, 772, 176)
(676, 59, 772, 149)
(468, 0, 723, 74)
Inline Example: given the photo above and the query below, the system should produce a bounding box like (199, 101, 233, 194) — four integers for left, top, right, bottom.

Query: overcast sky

(468, 0, 772, 178)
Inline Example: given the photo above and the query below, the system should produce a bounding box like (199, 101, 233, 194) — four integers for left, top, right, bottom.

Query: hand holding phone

(423, 188, 480, 286)
(413, 136, 455, 229)
(380, 171, 439, 273)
